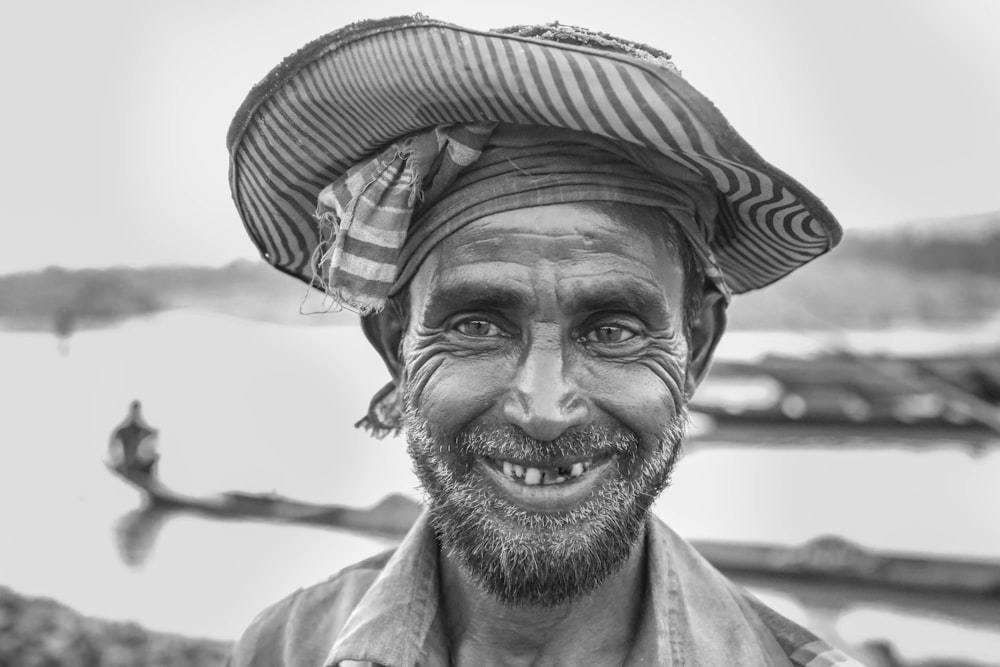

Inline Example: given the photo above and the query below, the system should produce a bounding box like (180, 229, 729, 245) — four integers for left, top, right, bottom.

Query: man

(226, 16, 862, 666)
(108, 399, 159, 479)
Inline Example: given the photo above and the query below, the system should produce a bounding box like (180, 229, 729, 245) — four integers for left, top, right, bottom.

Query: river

(1, 311, 997, 663)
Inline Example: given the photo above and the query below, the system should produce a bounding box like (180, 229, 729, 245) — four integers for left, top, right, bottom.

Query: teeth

(497, 459, 593, 485)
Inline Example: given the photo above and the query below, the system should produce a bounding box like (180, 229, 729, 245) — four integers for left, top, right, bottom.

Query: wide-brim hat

(228, 15, 842, 296)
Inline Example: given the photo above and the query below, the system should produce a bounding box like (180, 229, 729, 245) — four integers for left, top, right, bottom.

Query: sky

(1, 0, 998, 271)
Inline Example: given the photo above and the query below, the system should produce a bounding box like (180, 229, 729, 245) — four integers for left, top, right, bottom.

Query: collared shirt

(229, 514, 865, 666)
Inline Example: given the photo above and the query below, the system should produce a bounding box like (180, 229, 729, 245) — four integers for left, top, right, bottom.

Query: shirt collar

(324, 514, 676, 667)
(641, 518, 793, 665)
(325, 513, 442, 667)
(325, 513, 792, 666)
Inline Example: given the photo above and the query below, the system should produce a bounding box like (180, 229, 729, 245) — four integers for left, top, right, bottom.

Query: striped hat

(228, 15, 842, 308)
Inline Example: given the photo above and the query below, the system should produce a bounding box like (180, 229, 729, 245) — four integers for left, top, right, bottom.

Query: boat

(693, 345, 1000, 435)
(107, 462, 421, 539)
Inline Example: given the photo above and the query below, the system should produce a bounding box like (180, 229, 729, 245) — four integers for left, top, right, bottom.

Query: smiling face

(397, 202, 723, 606)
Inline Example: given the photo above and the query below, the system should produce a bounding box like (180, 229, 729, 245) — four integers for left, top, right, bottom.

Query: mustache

(456, 422, 639, 462)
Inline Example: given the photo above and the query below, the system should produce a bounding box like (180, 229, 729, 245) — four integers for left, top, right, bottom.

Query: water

(1, 311, 998, 662)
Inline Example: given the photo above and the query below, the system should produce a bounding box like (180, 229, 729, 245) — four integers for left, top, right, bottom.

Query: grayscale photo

(1, 1, 998, 665)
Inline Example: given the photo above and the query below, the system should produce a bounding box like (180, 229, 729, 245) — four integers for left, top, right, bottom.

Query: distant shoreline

(0, 260, 358, 337)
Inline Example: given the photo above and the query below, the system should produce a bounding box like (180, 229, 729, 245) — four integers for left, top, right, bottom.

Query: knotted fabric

(312, 123, 497, 314)
(313, 123, 730, 316)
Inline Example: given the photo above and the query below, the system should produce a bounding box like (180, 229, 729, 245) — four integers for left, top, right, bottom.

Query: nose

(502, 339, 590, 441)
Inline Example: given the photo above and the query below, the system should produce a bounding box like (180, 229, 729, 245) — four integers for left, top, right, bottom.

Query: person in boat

(108, 399, 159, 478)
(226, 17, 858, 666)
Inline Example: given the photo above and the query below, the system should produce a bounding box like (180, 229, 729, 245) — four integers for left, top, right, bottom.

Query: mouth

(477, 454, 615, 512)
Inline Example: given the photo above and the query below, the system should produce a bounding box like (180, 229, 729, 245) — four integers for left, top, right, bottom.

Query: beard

(404, 406, 688, 608)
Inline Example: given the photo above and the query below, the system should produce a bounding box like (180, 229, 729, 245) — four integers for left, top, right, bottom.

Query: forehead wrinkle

(431, 261, 534, 291)
(446, 221, 605, 244)
(557, 250, 666, 276)
(455, 228, 588, 245)
(441, 214, 661, 260)
(557, 268, 667, 295)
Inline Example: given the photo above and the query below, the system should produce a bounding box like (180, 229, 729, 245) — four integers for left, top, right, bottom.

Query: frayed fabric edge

(306, 211, 390, 316)
(355, 381, 403, 439)
(306, 135, 432, 315)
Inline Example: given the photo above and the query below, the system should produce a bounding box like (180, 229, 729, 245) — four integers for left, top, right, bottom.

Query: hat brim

(228, 15, 842, 295)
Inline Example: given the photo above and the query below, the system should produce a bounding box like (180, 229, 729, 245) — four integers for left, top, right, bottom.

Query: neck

(439, 526, 648, 667)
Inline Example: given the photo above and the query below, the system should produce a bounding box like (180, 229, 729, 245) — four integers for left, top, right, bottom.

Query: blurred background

(1, 1, 998, 665)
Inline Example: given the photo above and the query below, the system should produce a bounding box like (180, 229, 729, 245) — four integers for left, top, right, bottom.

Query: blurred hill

(860, 210, 1000, 242)
(726, 211, 1000, 330)
(1, 211, 998, 337)
(0, 259, 356, 337)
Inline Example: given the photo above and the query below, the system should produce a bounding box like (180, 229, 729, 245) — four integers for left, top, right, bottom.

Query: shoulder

(648, 519, 863, 665)
(227, 548, 395, 667)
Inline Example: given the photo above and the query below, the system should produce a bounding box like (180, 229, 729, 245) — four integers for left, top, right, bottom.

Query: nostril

(501, 389, 590, 442)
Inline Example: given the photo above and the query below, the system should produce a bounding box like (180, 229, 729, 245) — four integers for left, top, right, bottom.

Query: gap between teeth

(500, 460, 591, 486)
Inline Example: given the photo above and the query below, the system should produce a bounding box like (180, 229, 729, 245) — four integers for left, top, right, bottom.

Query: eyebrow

(421, 282, 525, 322)
(565, 280, 673, 326)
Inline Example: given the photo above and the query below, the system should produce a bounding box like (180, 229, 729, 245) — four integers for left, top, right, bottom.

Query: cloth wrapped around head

(312, 122, 730, 318)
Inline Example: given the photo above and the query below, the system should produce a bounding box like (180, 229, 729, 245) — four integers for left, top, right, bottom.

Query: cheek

(402, 334, 512, 432)
(581, 346, 689, 443)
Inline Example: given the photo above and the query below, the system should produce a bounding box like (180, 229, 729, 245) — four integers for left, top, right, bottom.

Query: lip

(477, 455, 615, 514)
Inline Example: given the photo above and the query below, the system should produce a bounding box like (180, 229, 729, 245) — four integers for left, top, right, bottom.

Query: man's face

(401, 202, 698, 607)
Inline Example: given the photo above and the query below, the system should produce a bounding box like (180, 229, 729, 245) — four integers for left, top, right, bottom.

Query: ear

(360, 304, 407, 384)
(684, 288, 727, 397)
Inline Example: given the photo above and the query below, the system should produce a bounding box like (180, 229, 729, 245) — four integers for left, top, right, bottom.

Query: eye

(454, 319, 505, 337)
(583, 325, 636, 344)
